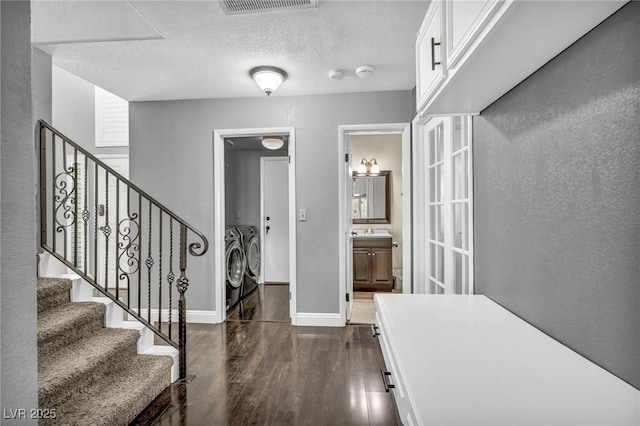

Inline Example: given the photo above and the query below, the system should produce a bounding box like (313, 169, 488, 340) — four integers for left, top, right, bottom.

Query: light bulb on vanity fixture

(250, 66, 287, 96)
(357, 158, 368, 174)
(369, 159, 380, 174)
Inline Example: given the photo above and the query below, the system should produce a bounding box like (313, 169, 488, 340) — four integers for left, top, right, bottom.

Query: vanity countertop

(352, 229, 392, 239)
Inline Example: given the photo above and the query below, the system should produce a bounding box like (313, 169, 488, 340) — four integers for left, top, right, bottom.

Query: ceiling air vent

(220, 0, 319, 15)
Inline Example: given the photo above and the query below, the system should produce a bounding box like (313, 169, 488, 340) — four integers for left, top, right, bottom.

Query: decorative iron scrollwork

(39, 120, 211, 382)
(117, 213, 140, 287)
(54, 167, 77, 232)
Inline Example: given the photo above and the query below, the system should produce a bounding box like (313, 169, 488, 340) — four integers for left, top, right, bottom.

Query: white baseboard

(293, 312, 344, 327)
(133, 308, 221, 324)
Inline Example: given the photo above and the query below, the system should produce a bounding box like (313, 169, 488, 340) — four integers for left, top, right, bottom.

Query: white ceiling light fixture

(355, 65, 375, 78)
(250, 66, 287, 96)
(262, 136, 285, 150)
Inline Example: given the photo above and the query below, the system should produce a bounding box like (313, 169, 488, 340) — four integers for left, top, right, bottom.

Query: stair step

(39, 327, 140, 409)
(38, 302, 106, 357)
(37, 277, 72, 313)
(120, 320, 154, 353)
(43, 354, 173, 426)
(144, 345, 180, 382)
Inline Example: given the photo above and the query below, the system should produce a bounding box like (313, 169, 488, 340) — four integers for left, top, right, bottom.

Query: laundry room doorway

(213, 128, 296, 323)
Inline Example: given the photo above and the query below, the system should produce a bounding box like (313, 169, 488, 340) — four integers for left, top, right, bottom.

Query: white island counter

(374, 294, 640, 425)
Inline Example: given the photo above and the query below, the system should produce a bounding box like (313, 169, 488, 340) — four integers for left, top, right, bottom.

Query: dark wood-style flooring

(132, 284, 398, 426)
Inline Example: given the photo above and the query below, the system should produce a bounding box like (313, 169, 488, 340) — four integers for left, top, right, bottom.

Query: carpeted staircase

(37, 277, 173, 425)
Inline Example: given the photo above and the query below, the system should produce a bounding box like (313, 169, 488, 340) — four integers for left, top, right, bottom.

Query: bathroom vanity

(352, 231, 393, 292)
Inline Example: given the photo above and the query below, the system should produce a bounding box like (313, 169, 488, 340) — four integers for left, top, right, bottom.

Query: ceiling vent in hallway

(219, 0, 319, 15)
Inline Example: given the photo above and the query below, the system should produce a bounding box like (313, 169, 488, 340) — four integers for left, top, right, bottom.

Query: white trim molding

(293, 312, 343, 327)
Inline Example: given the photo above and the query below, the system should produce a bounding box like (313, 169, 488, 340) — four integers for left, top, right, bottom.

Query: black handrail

(38, 120, 208, 381)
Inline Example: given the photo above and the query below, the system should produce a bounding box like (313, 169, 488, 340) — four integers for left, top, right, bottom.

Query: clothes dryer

(224, 227, 246, 311)
(235, 225, 260, 298)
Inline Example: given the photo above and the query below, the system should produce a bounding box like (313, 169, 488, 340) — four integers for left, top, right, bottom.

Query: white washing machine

(225, 227, 245, 311)
(235, 225, 260, 298)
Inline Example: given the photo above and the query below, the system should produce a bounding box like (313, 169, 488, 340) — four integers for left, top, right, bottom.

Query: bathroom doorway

(338, 123, 411, 324)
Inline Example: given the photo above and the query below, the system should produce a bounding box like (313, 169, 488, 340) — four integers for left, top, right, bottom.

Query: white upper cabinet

(415, 0, 628, 117)
(445, 0, 503, 68)
(416, 0, 446, 113)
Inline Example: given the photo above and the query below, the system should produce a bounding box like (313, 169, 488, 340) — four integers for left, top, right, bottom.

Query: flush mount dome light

(250, 66, 287, 96)
(262, 136, 285, 150)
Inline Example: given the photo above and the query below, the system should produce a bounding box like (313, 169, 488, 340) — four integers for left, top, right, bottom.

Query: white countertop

(374, 294, 640, 426)
(352, 229, 392, 239)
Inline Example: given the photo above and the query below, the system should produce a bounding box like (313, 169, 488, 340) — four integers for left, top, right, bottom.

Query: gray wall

(473, 2, 640, 389)
(1, 1, 39, 421)
(130, 91, 413, 314)
(33, 48, 52, 124)
(225, 149, 284, 229)
(32, 48, 52, 251)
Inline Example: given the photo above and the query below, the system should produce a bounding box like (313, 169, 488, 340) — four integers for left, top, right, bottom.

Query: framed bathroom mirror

(352, 171, 390, 224)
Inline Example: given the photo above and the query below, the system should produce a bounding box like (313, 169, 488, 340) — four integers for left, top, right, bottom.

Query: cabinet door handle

(380, 369, 395, 392)
(371, 324, 380, 337)
(372, 253, 376, 256)
(368, 252, 371, 256)
(431, 37, 441, 71)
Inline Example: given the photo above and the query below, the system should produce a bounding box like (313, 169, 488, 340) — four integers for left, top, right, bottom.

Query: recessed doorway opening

(338, 123, 412, 325)
(213, 128, 297, 323)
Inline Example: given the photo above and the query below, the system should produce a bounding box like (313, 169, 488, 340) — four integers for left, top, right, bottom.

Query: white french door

(422, 116, 473, 294)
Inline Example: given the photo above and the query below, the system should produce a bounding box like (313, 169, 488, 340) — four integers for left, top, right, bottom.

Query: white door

(422, 116, 473, 294)
(345, 135, 354, 320)
(426, 117, 449, 294)
(261, 157, 289, 283)
(96, 156, 129, 289)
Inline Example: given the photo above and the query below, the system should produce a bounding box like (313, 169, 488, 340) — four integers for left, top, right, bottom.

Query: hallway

(133, 285, 397, 425)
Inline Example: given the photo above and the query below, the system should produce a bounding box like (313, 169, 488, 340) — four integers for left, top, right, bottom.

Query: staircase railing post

(40, 123, 47, 249)
(177, 224, 189, 381)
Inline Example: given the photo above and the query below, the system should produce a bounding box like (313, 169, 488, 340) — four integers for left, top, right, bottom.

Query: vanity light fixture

(357, 158, 380, 174)
(250, 66, 287, 96)
(262, 136, 285, 150)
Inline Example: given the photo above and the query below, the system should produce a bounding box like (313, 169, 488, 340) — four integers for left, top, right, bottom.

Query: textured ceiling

(33, 0, 430, 102)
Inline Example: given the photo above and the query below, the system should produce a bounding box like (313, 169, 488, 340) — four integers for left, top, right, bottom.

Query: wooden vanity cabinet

(353, 238, 392, 292)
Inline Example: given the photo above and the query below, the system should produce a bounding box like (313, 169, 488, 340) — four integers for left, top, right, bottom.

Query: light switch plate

(298, 209, 307, 221)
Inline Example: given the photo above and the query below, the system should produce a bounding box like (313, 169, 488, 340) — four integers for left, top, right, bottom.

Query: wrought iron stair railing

(38, 120, 208, 381)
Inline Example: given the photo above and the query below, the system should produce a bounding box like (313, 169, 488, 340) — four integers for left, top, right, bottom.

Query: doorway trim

(213, 127, 297, 323)
(338, 123, 411, 325)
